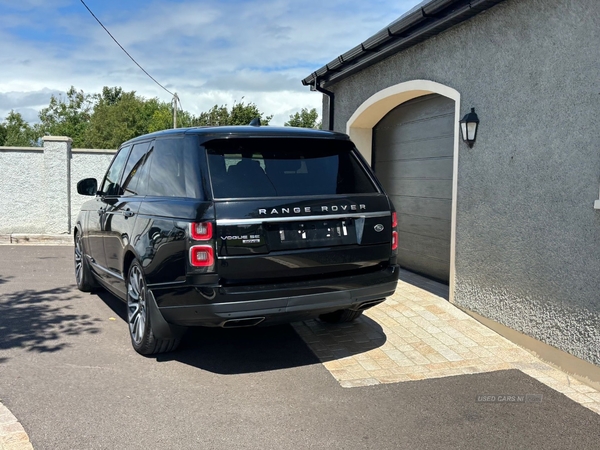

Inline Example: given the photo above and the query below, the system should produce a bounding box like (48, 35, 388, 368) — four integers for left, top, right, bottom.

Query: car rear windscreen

(205, 138, 378, 199)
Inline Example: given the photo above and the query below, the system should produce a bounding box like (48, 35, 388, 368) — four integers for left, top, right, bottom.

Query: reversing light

(392, 231, 398, 251)
(190, 222, 212, 241)
(190, 245, 214, 267)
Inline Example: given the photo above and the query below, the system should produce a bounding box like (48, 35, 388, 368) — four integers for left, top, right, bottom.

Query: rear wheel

(318, 309, 364, 324)
(127, 260, 181, 355)
(74, 233, 99, 292)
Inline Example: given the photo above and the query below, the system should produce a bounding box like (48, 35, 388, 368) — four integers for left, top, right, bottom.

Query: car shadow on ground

(0, 286, 102, 357)
(96, 290, 387, 374)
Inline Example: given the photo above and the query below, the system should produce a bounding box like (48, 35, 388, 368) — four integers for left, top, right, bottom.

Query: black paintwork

(75, 126, 399, 327)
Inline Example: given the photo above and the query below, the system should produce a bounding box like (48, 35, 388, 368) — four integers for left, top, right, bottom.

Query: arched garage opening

(347, 81, 460, 298)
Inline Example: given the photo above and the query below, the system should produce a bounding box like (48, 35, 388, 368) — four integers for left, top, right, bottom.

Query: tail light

(189, 245, 214, 267)
(391, 212, 398, 252)
(189, 222, 215, 270)
(189, 222, 212, 241)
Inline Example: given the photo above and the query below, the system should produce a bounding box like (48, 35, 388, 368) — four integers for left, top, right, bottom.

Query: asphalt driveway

(0, 245, 599, 450)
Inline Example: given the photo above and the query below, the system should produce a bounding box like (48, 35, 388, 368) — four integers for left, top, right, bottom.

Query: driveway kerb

(0, 402, 33, 450)
(0, 235, 73, 246)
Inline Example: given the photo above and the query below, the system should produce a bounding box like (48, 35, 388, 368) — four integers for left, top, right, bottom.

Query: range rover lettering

(74, 124, 399, 355)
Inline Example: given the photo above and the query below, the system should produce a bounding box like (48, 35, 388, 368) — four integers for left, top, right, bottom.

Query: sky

(0, 0, 423, 126)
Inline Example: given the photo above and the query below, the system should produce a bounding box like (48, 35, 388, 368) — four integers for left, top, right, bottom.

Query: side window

(145, 138, 187, 197)
(135, 144, 154, 196)
(101, 146, 131, 196)
(121, 141, 151, 196)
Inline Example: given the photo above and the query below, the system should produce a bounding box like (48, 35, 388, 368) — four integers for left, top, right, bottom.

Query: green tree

(85, 87, 197, 147)
(0, 122, 6, 146)
(26, 86, 276, 149)
(1, 111, 41, 146)
(284, 108, 321, 129)
(85, 88, 165, 148)
(147, 101, 195, 132)
(38, 86, 94, 147)
(229, 100, 272, 126)
(194, 100, 272, 126)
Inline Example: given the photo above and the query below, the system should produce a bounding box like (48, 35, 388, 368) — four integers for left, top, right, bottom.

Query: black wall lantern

(460, 108, 480, 148)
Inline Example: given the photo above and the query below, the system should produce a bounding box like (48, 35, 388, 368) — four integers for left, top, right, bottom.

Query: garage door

(373, 94, 454, 283)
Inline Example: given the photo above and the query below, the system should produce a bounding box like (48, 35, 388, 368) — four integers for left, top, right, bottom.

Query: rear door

(102, 140, 153, 294)
(205, 138, 394, 284)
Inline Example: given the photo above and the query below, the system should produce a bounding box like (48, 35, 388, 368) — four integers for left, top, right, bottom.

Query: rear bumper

(155, 265, 399, 327)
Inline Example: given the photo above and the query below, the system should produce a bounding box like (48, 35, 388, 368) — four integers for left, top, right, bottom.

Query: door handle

(123, 209, 135, 218)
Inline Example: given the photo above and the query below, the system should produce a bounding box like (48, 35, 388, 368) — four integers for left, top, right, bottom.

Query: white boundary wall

(0, 137, 115, 235)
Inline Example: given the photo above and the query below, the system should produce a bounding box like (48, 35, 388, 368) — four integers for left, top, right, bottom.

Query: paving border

(0, 402, 33, 450)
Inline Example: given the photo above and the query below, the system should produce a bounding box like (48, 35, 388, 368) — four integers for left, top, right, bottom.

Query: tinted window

(101, 146, 131, 196)
(121, 141, 151, 196)
(206, 138, 377, 199)
(145, 138, 187, 197)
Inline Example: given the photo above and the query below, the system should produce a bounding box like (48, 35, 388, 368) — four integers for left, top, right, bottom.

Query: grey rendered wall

(0, 142, 115, 235)
(0, 148, 45, 233)
(70, 150, 116, 225)
(324, 0, 600, 365)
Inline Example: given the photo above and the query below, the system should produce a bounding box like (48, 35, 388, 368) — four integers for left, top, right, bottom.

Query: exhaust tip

(221, 317, 265, 328)
(356, 299, 384, 311)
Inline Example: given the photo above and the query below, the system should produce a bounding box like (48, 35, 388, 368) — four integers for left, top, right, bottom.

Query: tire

(318, 309, 364, 324)
(74, 233, 99, 292)
(126, 260, 181, 355)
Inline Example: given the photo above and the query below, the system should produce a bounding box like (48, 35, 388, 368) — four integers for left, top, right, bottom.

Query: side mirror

(77, 178, 98, 196)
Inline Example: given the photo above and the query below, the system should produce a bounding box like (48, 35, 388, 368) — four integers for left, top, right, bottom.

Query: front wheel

(318, 309, 364, 324)
(127, 261, 181, 355)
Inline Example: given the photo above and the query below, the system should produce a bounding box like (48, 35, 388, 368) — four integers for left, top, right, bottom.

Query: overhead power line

(79, 0, 175, 97)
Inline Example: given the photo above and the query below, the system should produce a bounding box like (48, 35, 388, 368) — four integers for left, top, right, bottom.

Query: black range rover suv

(75, 125, 399, 355)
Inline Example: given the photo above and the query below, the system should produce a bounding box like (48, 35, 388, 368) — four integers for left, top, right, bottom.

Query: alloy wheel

(74, 236, 83, 286)
(127, 265, 147, 345)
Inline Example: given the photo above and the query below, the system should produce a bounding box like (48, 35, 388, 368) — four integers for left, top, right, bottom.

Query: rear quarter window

(144, 136, 203, 199)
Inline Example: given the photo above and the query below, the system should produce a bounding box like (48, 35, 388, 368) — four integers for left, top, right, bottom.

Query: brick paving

(293, 272, 600, 415)
(0, 403, 32, 450)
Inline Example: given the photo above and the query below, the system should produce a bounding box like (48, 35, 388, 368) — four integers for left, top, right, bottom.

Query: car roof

(121, 126, 350, 147)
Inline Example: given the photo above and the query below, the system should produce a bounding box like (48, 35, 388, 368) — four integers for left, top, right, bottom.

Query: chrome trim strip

(147, 280, 187, 288)
(89, 261, 124, 281)
(216, 211, 390, 226)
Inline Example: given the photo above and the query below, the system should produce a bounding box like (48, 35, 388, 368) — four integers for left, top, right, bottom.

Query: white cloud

(0, 0, 422, 127)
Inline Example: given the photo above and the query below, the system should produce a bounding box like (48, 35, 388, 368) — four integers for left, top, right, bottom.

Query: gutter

(302, 0, 505, 88)
(310, 78, 335, 131)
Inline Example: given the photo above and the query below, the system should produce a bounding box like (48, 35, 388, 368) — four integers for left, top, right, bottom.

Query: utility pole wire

(79, 0, 176, 98)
